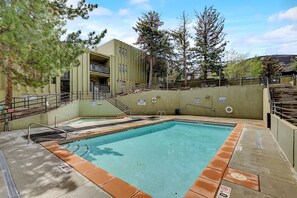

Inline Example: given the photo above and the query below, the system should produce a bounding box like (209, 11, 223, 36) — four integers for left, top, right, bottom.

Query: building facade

(0, 39, 147, 99)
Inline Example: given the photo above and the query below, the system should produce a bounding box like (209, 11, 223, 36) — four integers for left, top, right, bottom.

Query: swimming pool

(62, 121, 233, 197)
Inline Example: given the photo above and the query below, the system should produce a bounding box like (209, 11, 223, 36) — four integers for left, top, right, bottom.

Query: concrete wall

(263, 88, 270, 126)
(271, 114, 297, 171)
(47, 101, 80, 126)
(119, 90, 179, 115)
(0, 113, 48, 131)
(118, 85, 263, 119)
(79, 100, 122, 117)
(271, 114, 278, 139)
(0, 100, 119, 131)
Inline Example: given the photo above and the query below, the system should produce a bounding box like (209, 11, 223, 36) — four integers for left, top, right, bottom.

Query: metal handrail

(27, 122, 68, 144)
(185, 103, 215, 111)
(55, 114, 69, 128)
(156, 111, 166, 119)
(273, 101, 297, 104)
(80, 145, 90, 157)
(118, 109, 131, 118)
(273, 106, 297, 112)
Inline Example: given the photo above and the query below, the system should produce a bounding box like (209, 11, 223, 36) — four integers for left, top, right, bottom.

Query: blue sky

(66, 0, 297, 57)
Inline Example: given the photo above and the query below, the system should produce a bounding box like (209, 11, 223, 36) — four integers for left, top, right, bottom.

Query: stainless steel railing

(27, 122, 68, 144)
(54, 114, 69, 128)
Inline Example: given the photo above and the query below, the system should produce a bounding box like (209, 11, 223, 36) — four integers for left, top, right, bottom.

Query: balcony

(90, 64, 110, 74)
(90, 84, 110, 93)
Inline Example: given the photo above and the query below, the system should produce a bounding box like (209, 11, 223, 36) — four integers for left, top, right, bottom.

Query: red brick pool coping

(41, 119, 259, 198)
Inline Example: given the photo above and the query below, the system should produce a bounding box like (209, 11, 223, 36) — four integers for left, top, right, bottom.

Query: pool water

(63, 121, 233, 197)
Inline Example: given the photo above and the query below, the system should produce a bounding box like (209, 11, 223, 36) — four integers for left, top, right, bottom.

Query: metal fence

(116, 77, 264, 96)
(272, 101, 297, 126)
(0, 91, 112, 123)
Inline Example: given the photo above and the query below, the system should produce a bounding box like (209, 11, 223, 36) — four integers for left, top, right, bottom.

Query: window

(119, 47, 128, 57)
(119, 64, 123, 73)
(51, 77, 56, 84)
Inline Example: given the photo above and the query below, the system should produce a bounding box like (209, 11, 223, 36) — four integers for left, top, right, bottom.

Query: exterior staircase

(270, 84, 297, 125)
(106, 98, 131, 116)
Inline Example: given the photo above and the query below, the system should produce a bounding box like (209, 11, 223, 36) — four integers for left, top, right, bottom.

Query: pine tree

(261, 56, 283, 83)
(290, 57, 297, 71)
(133, 11, 171, 88)
(193, 6, 227, 80)
(171, 11, 193, 86)
(0, 0, 107, 106)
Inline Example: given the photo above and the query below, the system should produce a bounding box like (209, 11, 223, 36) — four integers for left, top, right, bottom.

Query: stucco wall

(271, 114, 297, 171)
(47, 101, 80, 126)
(0, 100, 122, 131)
(0, 113, 48, 131)
(271, 114, 278, 139)
(263, 88, 270, 126)
(118, 85, 263, 119)
(79, 100, 122, 117)
(119, 90, 180, 115)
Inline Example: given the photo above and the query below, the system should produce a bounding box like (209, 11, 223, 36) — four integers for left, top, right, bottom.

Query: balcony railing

(90, 84, 110, 93)
(90, 64, 110, 74)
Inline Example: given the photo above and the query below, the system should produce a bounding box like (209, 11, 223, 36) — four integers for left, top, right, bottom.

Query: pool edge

(42, 119, 254, 198)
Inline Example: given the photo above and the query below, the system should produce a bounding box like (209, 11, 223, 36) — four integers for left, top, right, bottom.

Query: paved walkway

(0, 116, 296, 198)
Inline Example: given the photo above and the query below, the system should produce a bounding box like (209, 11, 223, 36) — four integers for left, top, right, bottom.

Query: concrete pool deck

(0, 116, 296, 198)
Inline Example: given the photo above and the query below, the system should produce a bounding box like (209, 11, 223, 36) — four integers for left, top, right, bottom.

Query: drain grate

(0, 150, 20, 198)
(58, 163, 73, 173)
(230, 172, 247, 181)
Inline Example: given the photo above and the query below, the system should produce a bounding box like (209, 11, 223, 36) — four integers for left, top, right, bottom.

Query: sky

(66, 0, 297, 57)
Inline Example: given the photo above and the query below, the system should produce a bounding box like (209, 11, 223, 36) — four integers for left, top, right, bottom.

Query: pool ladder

(156, 111, 166, 119)
(64, 144, 90, 157)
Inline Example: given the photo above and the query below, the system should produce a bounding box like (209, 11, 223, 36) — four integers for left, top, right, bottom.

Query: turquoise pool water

(63, 121, 233, 197)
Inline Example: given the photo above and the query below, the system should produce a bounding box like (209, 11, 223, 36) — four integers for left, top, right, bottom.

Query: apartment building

(0, 39, 147, 99)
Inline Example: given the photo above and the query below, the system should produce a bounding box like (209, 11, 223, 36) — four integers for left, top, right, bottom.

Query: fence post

(45, 97, 47, 113)
(56, 94, 58, 108)
(13, 98, 15, 109)
(280, 103, 282, 119)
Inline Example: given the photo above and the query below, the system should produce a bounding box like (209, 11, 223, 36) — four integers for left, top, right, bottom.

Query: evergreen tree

(193, 6, 227, 80)
(0, 0, 107, 106)
(133, 11, 171, 88)
(171, 11, 193, 86)
(290, 57, 297, 71)
(261, 56, 283, 83)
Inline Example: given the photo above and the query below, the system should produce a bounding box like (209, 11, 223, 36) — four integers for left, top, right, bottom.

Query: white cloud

(268, 6, 297, 22)
(119, 9, 130, 16)
(247, 25, 297, 45)
(265, 41, 297, 55)
(129, 0, 151, 10)
(90, 7, 113, 16)
(129, 0, 149, 5)
(228, 24, 297, 56)
(65, 15, 138, 48)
